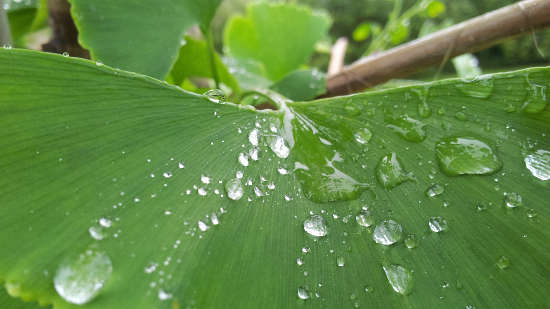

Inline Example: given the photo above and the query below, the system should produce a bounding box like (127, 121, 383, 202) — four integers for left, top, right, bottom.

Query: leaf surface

(1, 49, 549, 309)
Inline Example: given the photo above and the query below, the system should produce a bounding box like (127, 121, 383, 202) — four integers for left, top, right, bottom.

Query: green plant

(1, 1, 549, 309)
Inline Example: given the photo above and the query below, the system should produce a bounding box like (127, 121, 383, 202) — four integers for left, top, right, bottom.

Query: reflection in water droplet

(88, 226, 106, 240)
(504, 192, 522, 208)
(356, 208, 375, 227)
(203, 89, 226, 103)
(376, 153, 413, 190)
(526, 209, 538, 218)
(383, 264, 413, 295)
(425, 184, 444, 198)
(337, 256, 345, 267)
(455, 77, 494, 99)
(435, 137, 502, 176)
(198, 220, 209, 231)
(404, 234, 418, 249)
(496, 256, 510, 270)
(304, 215, 328, 237)
(249, 129, 259, 146)
(99, 218, 112, 228)
(298, 286, 310, 300)
(54, 249, 112, 305)
(201, 175, 211, 184)
(238, 153, 249, 167)
(158, 289, 172, 300)
(385, 116, 427, 143)
(428, 216, 448, 232)
(524, 149, 550, 181)
(373, 220, 403, 245)
(354, 128, 373, 144)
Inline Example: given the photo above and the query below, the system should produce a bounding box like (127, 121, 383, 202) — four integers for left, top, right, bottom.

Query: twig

(328, 37, 348, 76)
(42, 0, 89, 58)
(326, 0, 550, 97)
(0, 0, 12, 46)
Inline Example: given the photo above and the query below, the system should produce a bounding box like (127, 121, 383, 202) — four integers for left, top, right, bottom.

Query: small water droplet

(158, 289, 172, 300)
(201, 175, 211, 184)
(383, 264, 413, 295)
(54, 249, 112, 305)
(95, 61, 103, 66)
(522, 80, 548, 114)
(99, 218, 112, 228)
(356, 209, 375, 227)
(62, 52, 69, 57)
(198, 220, 209, 231)
(373, 219, 403, 245)
(238, 153, 249, 167)
(425, 184, 444, 198)
(428, 216, 448, 232)
(225, 178, 243, 200)
(404, 234, 418, 249)
(162, 172, 173, 178)
(524, 149, 550, 181)
(435, 137, 502, 176)
(385, 116, 427, 143)
(297, 286, 310, 300)
(88, 226, 106, 240)
(455, 77, 494, 99)
(248, 129, 259, 146)
(376, 153, 413, 190)
(278, 167, 288, 175)
(297, 258, 303, 266)
(203, 89, 226, 103)
(354, 128, 373, 144)
(337, 256, 345, 267)
(269, 136, 290, 158)
(504, 192, 522, 208)
(304, 215, 328, 237)
(526, 208, 538, 218)
(496, 255, 510, 270)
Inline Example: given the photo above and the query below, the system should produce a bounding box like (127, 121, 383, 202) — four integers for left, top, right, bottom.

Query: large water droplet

(428, 216, 448, 232)
(297, 286, 310, 300)
(248, 129, 259, 146)
(383, 264, 413, 295)
(524, 149, 550, 181)
(385, 116, 427, 143)
(521, 80, 548, 114)
(455, 77, 494, 99)
(225, 178, 243, 201)
(268, 136, 290, 158)
(376, 153, 413, 190)
(373, 219, 403, 245)
(54, 249, 112, 305)
(304, 215, 328, 237)
(238, 152, 249, 167)
(435, 137, 502, 176)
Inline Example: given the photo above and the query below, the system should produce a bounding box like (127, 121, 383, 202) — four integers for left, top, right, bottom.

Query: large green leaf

(68, 0, 222, 79)
(168, 36, 239, 92)
(224, 2, 331, 82)
(1, 48, 550, 309)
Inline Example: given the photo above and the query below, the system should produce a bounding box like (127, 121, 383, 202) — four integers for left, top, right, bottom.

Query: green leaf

(68, 0, 222, 79)
(1, 286, 48, 309)
(425, 0, 445, 18)
(224, 2, 331, 82)
(168, 36, 239, 92)
(222, 57, 272, 90)
(270, 69, 326, 101)
(390, 21, 410, 45)
(1, 48, 550, 309)
(5, 0, 47, 44)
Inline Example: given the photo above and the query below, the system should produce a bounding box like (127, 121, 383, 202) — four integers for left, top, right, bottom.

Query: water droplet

(376, 153, 413, 190)
(522, 81, 548, 114)
(211, 213, 219, 225)
(238, 152, 249, 167)
(356, 209, 375, 227)
(158, 289, 172, 300)
(198, 220, 209, 231)
(201, 175, 211, 184)
(425, 184, 444, 198)
(248, 129, 259, 146)
(373, 219, 403, 245)
(278, 167, 288, 175)
(496, 255, 510, 270)
(404, 234, 418, 249)
(383, 264, 413, 295)
(225, 178, 243, 200)
(524, 149, 550, 181)
(297, 258, 303, 266)
(249, 148, 259, 161)
(95, 61, 103, 66)
(99, 218, 112, 228)
(454, 111, 467, 121)
(3, 44, 12, 49)
(385, 116, 427, 143)
(304, 215, 328, 237)
(526, 208, 538, 218)
(197, 188, 207, 196)
(297, 286, 310, 300)
(178, 162, 185, 169)
(88, 226, 106, 240)
(428, 216, 448, 232)
(54, 249, 112, 305)
(268, 136, 290, 158)
(435, 137, 502, 176)
(62, 52, 69, 57)
(337, 256, 345, 267)
(504, 192, 522, 208)
(354, 128, 373, 144)
(417, 100, 432, 118)
(162, 172, 173, 178)
(203, 89, 226, 103)
(455, 77, 494, 98)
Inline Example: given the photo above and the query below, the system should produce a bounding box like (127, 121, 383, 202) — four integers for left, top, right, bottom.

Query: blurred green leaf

(352, 22, 371, 42)
(425, 0, 445, 18)
(1, 286, 48, 309)
(5, 0, 46, 45)
(224, 2, 331, 81)
(390, 21, 410, 45)
(452, 54, 482, 78)
(68, 0, 222, 79)
(270, 69, 326, 101)
(169, 36, 239, 92)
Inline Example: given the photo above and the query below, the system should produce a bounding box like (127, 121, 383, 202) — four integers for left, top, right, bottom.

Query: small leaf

(353, 22, 371, 42)
(425, 0, 445, 18)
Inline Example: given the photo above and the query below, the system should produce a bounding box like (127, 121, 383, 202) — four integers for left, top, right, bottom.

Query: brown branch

(326, 0, 550, 97)
(327, 37, 348, 76)
(42, 0, 89, 58)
